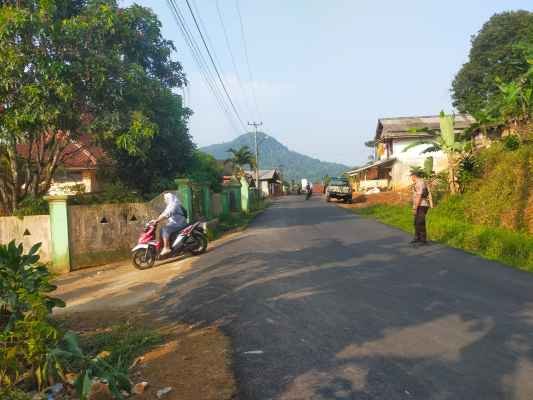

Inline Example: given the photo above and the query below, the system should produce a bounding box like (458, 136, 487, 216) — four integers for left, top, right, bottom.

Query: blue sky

(124, 0, 531, 166)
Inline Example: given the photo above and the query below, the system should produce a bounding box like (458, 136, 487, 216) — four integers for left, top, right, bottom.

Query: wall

(212, 193, 222, 216)
(0, 215, 52, 263)
(389, 139, 448, 189)
(67, 202, 156, 270)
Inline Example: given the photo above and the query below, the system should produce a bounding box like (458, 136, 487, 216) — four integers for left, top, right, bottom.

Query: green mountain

(200, 132, 351, 182)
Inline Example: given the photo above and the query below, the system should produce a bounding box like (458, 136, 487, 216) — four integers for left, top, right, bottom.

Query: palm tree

(226, 146, 256, 178)
(403, 111, 468, 194)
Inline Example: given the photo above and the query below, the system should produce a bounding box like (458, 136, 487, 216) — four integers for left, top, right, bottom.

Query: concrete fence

(0, 215, 52, 263)
(1, 177, 261, 274)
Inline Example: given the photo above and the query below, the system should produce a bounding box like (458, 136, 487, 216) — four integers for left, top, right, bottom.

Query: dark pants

(414, 206, 429, 242)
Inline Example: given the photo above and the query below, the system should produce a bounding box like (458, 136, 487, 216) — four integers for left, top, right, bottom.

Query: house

(48, 140, 104, 194)
(252, 169, 282, 197)
(16, 136, 104, 195)
(348, 114, 474, 191)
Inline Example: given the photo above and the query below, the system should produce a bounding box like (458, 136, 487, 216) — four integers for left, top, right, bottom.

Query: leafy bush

(0, 241, 65, 389)
(503, 134, 521, 151)
(457, 153, 481, 192)
(69, 183, 144, 205)
(0, 242, 135, 399)
(12, 197, 49, 217)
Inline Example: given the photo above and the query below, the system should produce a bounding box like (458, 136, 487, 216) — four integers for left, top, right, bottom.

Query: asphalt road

(151, 196, 533, 400)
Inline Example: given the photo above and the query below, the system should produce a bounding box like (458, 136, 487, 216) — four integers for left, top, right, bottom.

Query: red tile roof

(16, 135, 105, 170)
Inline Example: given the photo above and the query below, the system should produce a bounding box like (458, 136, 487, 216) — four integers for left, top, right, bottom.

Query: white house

(348, 115, 474, 191)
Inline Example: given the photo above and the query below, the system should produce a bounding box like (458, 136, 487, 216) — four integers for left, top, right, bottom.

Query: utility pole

(248, 121, 262, 192)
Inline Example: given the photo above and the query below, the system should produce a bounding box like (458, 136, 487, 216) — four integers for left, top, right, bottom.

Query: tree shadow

(146, 197, 533, 400)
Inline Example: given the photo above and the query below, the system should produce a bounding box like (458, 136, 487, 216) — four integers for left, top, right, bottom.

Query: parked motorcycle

(131, 221, 208, 270)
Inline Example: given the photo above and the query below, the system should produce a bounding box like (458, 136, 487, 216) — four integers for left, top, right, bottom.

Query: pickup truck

(326, 178, 352, 203)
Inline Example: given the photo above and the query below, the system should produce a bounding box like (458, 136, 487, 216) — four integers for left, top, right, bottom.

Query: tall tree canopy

(451, 10, 533, 116)
(0, 0, 193, 213)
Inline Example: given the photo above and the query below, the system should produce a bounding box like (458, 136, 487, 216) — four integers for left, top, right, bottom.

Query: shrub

(0, 241, 65, 389)
(12, 197, 49, 217)
(503, 134, 521, 151)
(0, 241, 133, 399)
(69, 182, 144, 205)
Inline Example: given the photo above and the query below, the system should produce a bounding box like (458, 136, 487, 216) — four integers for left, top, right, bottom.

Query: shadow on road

(147, 196, 533, 400)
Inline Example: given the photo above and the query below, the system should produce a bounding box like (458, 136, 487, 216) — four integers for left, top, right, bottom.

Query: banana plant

(403, 111, 469, 193)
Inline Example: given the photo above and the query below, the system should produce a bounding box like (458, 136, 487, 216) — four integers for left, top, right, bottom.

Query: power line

(215, 0, 254, 120)
(184, 0, 247, 132)
(167, 0, 242, 134)
(235, 0, 262, 122)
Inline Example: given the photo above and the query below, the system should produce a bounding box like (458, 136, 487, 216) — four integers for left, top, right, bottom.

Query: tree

(465, 43, 533, 138)
(226, 146, 256, 178)
(403, 112, 469, 194)
(186, 151, 223, 192)
(0, 0, 193, 213)
(451, 11, 533, 115)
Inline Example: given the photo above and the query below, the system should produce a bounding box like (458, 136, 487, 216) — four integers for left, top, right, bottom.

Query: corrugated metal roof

(375, 114, 475, 141)
(346, 158, 396, 175)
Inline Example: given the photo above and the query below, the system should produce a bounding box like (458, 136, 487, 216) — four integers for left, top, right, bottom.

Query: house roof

(375, 114, 475, 141)
(244, 169, 280, 181)
(346, 158, 396, 175)
(16, 135, 105, 170)
(258, 169, 279, 180)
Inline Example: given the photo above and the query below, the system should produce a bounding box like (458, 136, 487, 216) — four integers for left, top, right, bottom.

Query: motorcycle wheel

(190, 232, 208, 255)
(132, 247, 156, 270)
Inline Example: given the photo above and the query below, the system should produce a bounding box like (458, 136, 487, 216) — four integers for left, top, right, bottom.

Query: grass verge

(210, 200, 270, 240)
(352, 204, 533, 271)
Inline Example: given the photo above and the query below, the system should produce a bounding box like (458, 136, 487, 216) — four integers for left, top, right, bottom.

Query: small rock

(243, 350, 264, 355)
(65, 372, 78, 385)
(88, 381, 113, 400)
(97, 350, 111, 359)
(45, 383, 64, 395)
(156, 387, 173, 398)
(132, 382, 149, 395)
(130, 356, 145, 369)
(121, 390, 131, 398)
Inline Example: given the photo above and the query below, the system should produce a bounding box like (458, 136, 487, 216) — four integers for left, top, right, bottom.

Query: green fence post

(175, 178, 193, 222)
(240, 177, 250, 213)
(44, 195, 71, 274)
(202, 185, 212, 220)
(233, 184, 242, 213)
(221, 189, 230, 216)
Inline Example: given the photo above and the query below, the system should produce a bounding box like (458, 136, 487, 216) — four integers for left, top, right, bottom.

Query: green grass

(79, 322, 162, 371)
(353, 204, 533, 271)
(210, 200, 270, 240)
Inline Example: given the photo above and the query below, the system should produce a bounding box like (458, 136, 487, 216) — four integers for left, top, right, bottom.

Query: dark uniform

(413, 178, 430, 243)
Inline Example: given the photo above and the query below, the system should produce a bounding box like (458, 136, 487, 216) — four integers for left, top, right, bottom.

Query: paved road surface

(150, 196, 533, 400)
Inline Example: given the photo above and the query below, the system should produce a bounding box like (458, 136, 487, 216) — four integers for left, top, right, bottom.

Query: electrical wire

(215, 0, 254, 120)
(167, 0, 243, 133)
(235, 0, 262, 122)
(184, 0, 248, 132)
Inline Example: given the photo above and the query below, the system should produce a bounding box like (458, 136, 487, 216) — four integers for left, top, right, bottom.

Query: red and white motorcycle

(131, 221, 208, 270)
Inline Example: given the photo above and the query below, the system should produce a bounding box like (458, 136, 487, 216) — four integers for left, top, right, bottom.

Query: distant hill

(200, 132, 351, 182)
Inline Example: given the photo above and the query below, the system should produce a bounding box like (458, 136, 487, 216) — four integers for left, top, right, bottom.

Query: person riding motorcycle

(150, 192, 187, 256)
(305, 183, 312, 199)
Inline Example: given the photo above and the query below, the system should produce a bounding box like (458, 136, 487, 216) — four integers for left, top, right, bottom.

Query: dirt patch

(58, 310, 236, 400)
(337, 191, 410, 209)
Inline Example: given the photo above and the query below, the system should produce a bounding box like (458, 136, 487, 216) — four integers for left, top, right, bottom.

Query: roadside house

(348, 114, 474, 191)
(248, 169, 282, 197)
(16, 136, 104, 195)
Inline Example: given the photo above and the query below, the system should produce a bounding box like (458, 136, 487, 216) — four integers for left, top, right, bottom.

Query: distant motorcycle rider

(150, 192, 187, 256)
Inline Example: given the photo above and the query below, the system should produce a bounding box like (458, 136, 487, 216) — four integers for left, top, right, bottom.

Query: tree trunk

(447, 153, 457, 194)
